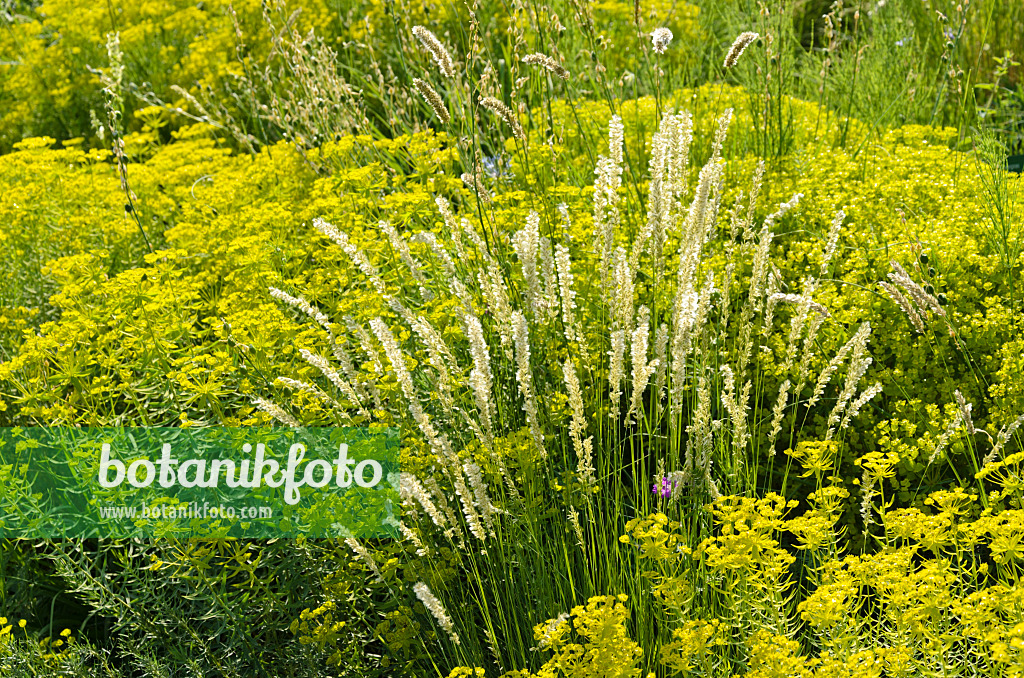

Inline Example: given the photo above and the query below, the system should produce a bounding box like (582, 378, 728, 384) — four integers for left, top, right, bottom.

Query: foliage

(1, 0, 1024, 676)
(3, 0, 1022, 158)
(0, 81, 1022, 673)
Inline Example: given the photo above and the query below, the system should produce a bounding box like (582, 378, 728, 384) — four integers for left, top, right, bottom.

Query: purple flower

(652, 476, 676, 499)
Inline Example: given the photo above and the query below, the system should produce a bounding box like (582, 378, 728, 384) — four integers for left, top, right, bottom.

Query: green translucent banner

(0, 427, 400, 538)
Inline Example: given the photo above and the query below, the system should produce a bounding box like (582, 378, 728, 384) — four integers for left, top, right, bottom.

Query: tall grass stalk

(264, 88, 885, 671)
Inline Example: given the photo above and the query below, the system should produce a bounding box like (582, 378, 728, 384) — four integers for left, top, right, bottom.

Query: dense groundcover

(1, 0, 1023, 676)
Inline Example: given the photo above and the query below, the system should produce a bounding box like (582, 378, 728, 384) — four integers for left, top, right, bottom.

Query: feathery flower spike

(522, 53, 570, 80)
(768, 293, 831, 318)
(345, 537, 383, 582)
(252, 397, 300, 427)
(954, 389, 978, 436)
(413, 78, 450, 124)
(878, 280, 925, 333)
(888, 261, 946, 317)
(724, 31, 759, 68)
(479, 96, 526, 140)
(985, 413, 1024, 465)
(413, 582, 460, 645)
(412, 26, 455, 78)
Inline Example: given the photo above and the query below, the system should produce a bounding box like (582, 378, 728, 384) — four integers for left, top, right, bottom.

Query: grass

(0, 0, 1023, 676)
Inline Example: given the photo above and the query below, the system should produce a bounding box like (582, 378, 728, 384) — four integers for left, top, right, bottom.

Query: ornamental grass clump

(262, 101, 897, 673)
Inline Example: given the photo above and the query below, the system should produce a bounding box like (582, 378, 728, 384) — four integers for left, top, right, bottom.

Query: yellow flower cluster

(290, 601, 348, 667)
(660, 618, 727, 675)
(499, 595, 643, 678)
(696, 494, 797, 588)
(620, 513, 686, 561)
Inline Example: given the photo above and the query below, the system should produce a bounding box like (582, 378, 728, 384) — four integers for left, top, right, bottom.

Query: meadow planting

(0, 0, 1023, 675)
